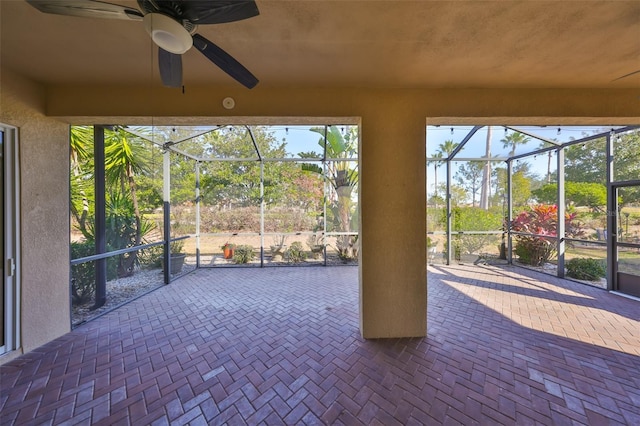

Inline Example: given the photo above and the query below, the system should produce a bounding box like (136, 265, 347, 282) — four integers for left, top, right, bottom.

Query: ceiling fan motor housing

(143, 12, 193, 54)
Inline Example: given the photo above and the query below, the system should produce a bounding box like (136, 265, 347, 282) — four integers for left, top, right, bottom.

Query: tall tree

(564, 138, 606, 183)
(455, 162, 484, 207)
(431, 151, 443, 206)
(434, 139, 459, 206)
(494, 166, 533, 208)
(435, 183, 467, 207)
(479, 126, 492, 210)
(564, 131, 640, 203)
(195, 126, 295, 208)
(533, 182, 607, 211)
(611, 130, 640, 183)
(546, 151, 553, 183)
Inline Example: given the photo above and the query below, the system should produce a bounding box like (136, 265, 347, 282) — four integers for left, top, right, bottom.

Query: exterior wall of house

(46, 86, 640, 124)
(1, 69, 70, 362)
(1, 73, 639, 362)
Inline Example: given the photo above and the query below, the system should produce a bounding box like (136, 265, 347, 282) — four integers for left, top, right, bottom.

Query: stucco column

(359, 96, 427, 338)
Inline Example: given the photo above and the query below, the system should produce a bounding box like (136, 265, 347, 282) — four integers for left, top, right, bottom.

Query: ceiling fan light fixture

(143, 13, 192, 54)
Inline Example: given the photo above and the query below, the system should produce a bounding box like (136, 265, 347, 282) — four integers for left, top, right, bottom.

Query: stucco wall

(1, 68, 70, 358)
(359, 96, 427, 338)
(45, 86, 640, 123)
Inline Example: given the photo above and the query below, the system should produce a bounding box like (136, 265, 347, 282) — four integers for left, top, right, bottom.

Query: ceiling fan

(26, 0, 259, 89)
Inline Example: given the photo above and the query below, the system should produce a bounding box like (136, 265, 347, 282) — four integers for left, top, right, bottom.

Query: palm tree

(539, 140, 558, 184)
(436, 139, 459, 158)
(306, 126, 359, 259)
(501, 131, 530, 157)
(104, 128, 150, 276)
(70, 126, 94, 237)
(431, 151, 443, 205)
(434, 140, 459, 207)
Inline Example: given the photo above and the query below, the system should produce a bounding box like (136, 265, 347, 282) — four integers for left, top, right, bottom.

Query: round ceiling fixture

(222, 97, 235, 109)
(143, 13, 193, 55)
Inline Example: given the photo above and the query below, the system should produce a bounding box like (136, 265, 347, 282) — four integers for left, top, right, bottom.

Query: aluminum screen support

(446, 158, 452, 265)
(195, 161, 201, 269)
(506, 159, 513, 264)
(260, 160, 265, 267)
(606, 131, 615, 291)
(556, 148, 565, 278)
(92, 125, 107, 310)
(163, 147, 171, 285)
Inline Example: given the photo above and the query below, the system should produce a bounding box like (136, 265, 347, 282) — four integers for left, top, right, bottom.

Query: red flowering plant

(511, 204, 583, 266)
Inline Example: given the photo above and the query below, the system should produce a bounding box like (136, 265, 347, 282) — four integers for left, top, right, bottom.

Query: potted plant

(168, 240, 186, 274)
(221, 242, 235, 259)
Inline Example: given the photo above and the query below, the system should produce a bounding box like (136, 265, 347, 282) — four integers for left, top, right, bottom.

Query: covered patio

(2, 264, 639, 424)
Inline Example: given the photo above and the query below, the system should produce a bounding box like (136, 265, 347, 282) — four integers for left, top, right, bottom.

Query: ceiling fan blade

(182, 1, 259, 24)
(137, 0, 177, 16)
(26, 0, 143, 20)
(192, 33, 258, 89)
(158, 48, 183, 88)
(611, 69, 640, 82)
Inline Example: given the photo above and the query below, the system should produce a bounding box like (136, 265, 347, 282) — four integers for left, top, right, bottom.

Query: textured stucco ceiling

(1, 0, 639, 90)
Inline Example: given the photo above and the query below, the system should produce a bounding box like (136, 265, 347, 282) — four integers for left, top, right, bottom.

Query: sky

(270, 125, 327, 158)
(140, 123, 622, 187)
(269, 125, 358, 159)
(426, 125, 621, 159)
(425, 125, 626, 195)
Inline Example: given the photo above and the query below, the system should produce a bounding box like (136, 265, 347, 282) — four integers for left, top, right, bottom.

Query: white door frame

(1, 124, 21, 355)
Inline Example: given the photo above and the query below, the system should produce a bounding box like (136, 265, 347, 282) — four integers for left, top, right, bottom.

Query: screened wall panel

(69, 123, 360, 325)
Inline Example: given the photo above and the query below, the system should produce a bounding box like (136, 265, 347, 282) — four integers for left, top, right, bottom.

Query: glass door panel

(1, 129, 4, 351)
(1, 125, 19, 355)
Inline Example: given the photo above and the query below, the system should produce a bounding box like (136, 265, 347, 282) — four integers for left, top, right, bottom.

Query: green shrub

(81, 191, 157, 277)
(70, 240, 118, 305)
(566, 258, 606, 281)
(512, 204, 584, 266)
(439, 207, 503, 255)
(514, 238, 555, 266)
(286, 241, 306, 263)
(139, 244, 163, 268)
(533, 182, 607, 211)
(70, 241, 96, 305)
(233, 245, 256, 264)
(170, 240, 184, 254)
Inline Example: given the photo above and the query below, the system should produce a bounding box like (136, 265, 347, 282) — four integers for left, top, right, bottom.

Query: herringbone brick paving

(1, 264, 639, 425)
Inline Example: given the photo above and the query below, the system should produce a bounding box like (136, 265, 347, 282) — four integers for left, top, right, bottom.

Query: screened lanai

(69, 124, 359, 326)
(426, 125, 640, 299)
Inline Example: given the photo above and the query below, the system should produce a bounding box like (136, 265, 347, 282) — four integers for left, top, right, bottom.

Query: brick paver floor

(1, 264, 639, 425)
